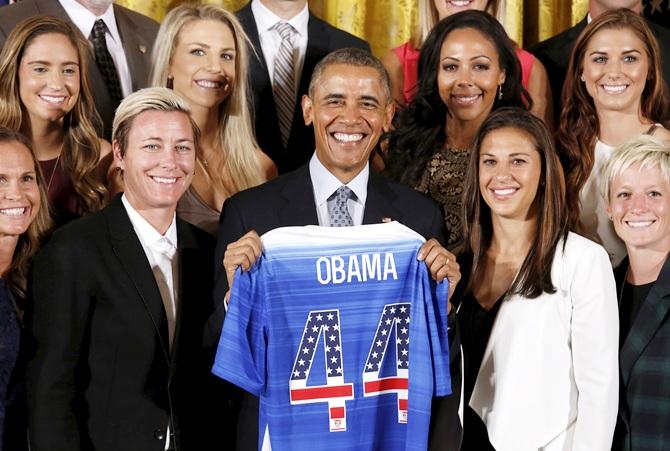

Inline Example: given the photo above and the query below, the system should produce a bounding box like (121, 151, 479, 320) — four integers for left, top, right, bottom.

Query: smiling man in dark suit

(28, 88, 220, 451)
(0, 0, 158, 139)
(236, 0, 371, 174)
(531, 0, 670, 120)
(210, 48, 462, 451)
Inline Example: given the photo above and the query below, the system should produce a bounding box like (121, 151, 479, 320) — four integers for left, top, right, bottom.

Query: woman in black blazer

(600, 134, 670, 451)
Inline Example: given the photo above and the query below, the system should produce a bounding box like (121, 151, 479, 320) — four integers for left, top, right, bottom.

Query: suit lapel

(105, 196, 171, 364)
(34, 0, 70, 17)
(114, 6, 149, 90)
(238, 4, 270, 79)
(170, 219, 200, 376)
(287, 14, 329, 147)
(278, 165, 319, 225)
(620, 255, 670, 385)
(363, 171, 402, 225)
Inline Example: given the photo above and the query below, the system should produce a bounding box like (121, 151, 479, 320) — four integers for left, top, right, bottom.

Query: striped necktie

(272, 21, 296, 148)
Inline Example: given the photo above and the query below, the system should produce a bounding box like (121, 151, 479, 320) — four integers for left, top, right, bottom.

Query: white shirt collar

(251, 0, 309, 37)
(59, 0, 122, 44)
(309, 153, 368, 207)
(121, 194, 178, 249)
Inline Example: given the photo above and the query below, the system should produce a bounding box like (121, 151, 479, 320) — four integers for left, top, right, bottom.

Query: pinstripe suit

(613, 255, 670, 451)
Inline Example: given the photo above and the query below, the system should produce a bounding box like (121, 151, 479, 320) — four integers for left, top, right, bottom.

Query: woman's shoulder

(98, 138, 112, 159)
(560, 232, 609, 258)
(648, 124, 670, 143)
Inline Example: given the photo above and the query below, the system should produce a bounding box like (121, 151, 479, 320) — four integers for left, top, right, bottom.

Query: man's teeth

(602, 84, 627, 94)
(152, 176, 177, 184)
(196, 80, 222, 88)
(40, 95, 66, 104)
(494, 188, 516, 196)
(0, 207, 26, 216)
(627, 220, 653, 228)
(334, 133, 363, 143)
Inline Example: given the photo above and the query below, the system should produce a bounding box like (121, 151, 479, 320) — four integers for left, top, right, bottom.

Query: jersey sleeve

(426, 274, 451, 397)
(212, 263, 268, 396)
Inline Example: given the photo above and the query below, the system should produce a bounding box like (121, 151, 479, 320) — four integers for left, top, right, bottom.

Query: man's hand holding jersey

(223, 232, 461, 310)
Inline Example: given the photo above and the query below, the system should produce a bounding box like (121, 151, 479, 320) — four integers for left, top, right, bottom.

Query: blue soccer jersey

(213, 222, 451, 450)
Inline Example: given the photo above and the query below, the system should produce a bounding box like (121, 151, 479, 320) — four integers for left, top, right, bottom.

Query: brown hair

(0, 15, 107, 215)
(463, 107, 568, 298)
(557, 8, 670, 231)
(0, 127, 52, 301)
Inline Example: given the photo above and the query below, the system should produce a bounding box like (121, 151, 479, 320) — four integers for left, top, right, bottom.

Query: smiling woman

(150, 4, 277, 235)
(558, 8, 670, 267)
(457, 107, 618, 450)
(0, 127, 51, 451)
(599, 135, 670, 451)
(0, 16, 111, 227)
(385, 10, 528, 250)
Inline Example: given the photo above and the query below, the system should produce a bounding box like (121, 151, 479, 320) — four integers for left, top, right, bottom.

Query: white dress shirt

(122, 195, 178, 449)
(121, 195, 179, 346)
(59, 0, 133, 96)
(251, 0, 309, 93)
(309, 153, 368, 226)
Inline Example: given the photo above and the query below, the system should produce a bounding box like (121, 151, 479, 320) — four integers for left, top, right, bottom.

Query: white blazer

(469, 232, 619, 451)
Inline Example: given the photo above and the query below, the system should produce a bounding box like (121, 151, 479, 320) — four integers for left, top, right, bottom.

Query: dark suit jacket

(236, 4, 371, 174)
(0, 0, 158, 139)
(612, 256, 670, 451)
(27, 195, 221, 451)
(209, 163, 461, 450)
(530, 16, 670, 120)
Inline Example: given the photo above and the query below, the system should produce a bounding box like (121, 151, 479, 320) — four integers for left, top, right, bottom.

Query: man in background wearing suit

(0, 0, 158, 139)
(237, 0, 371, 174)
(531, 0, 670, 119)
(28, 88, 220, 451)
(210, 48, 462, 451)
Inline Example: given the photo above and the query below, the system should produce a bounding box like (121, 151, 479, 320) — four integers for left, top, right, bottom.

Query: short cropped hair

(308, 48, 390, 101)
(112, 87, 200, 156)
(600, 134, 670, 203)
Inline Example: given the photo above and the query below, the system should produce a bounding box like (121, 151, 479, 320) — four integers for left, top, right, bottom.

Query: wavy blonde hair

(0, 128, 52, 302)
(0, 16, 107, 215)
(150, 3, 265, 194)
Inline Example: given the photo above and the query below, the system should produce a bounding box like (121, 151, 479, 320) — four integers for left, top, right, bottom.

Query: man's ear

(302, 94, 314, 126)
(383, 101, 395, 133)
(112, 140, 125, 171)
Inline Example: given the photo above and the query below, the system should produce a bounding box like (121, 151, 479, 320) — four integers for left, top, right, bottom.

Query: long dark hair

(462, 107, 568, 298)
(385, 10, 529, 186)
(558, 8, 670, 231)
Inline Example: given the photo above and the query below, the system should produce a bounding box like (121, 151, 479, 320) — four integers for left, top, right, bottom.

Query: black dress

(459, 292, 502, 451)
(0, 279, 25, 450)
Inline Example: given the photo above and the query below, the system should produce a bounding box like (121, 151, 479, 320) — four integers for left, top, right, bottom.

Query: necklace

(46, 152, 61, 193)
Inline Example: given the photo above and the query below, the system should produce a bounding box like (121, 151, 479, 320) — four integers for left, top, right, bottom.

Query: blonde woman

(0, 16, 110, 226)
(151, 4, 276, 235)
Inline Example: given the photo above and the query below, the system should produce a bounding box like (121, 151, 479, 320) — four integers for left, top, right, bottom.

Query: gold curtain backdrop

(117, 0, 589, 57)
